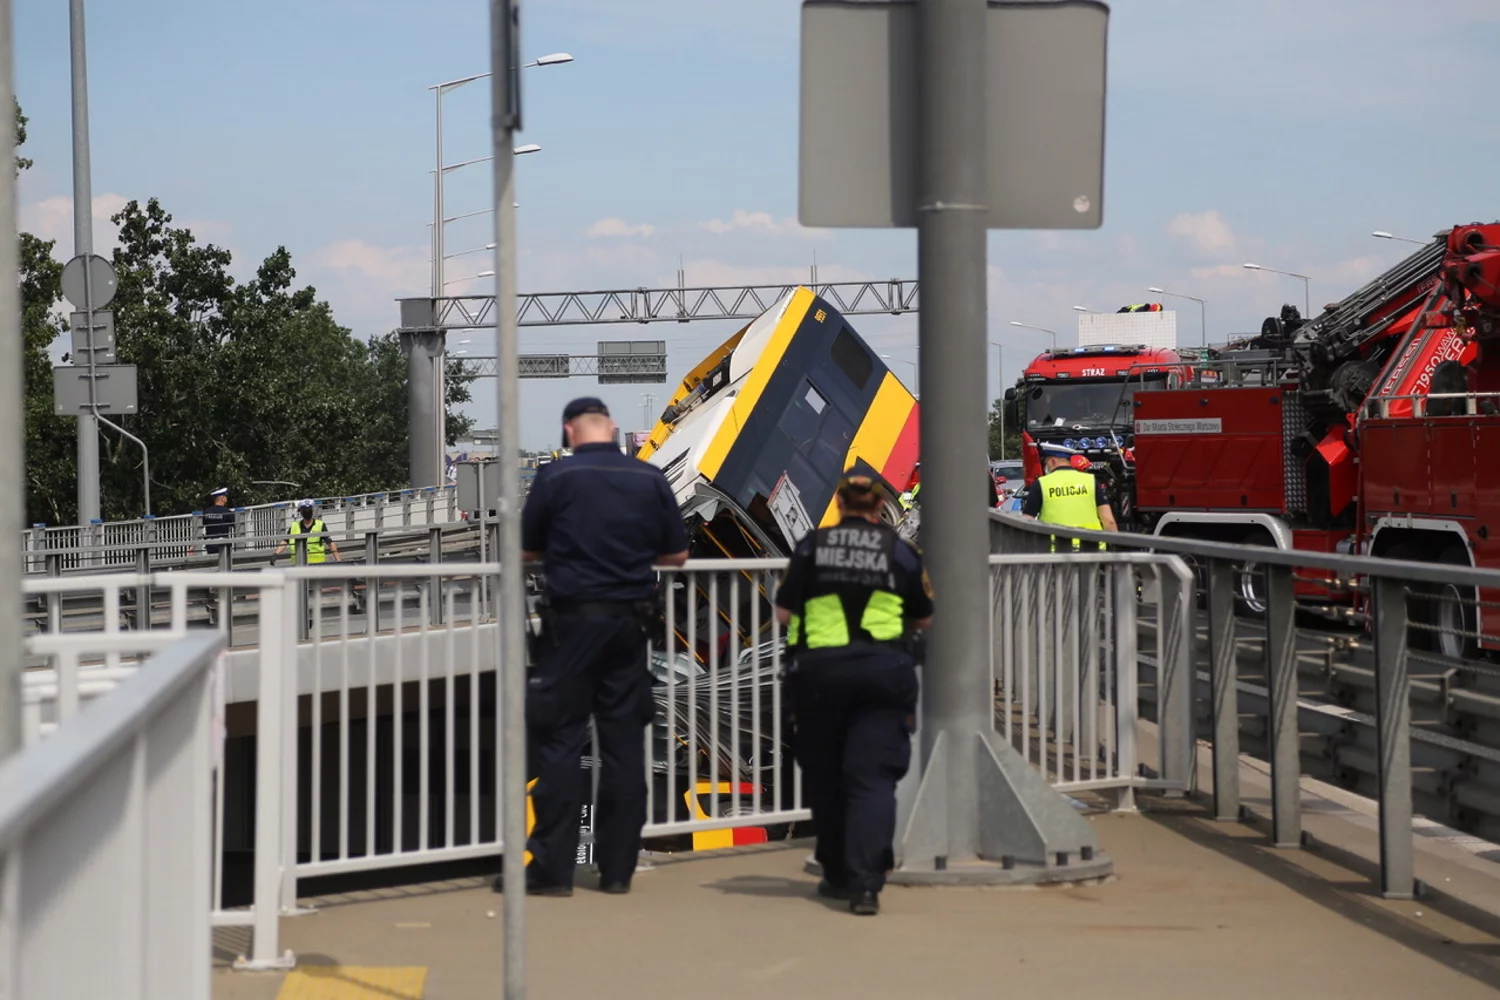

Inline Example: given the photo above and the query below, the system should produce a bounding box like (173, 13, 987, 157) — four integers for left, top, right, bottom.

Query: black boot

(491, 870, 572, 897)
(849, 891, 879, 916)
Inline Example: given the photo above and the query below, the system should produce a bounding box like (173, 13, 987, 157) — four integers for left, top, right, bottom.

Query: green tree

(988, 396, 1023, 461)
(15, 122, 476, 523)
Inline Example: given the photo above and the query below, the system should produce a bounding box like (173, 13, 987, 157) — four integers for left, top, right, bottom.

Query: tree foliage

(17, 107, 473, 524)
(988, 396, 1023, 461)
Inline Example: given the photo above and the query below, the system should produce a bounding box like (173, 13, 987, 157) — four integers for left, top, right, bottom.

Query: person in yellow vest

(1021, 443, 1118, 549)
(775, 471, 934, 916)
(272, 499, 344, 565)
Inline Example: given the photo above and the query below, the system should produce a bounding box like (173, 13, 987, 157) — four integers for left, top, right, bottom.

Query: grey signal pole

(0, 0, 22, 759)
(917, 0, 990, 864)
(489, 1, 527, 996)
(70, 0, 100, 529)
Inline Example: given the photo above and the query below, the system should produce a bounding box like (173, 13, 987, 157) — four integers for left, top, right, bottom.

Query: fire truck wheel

(1402, 544, 1478, 661)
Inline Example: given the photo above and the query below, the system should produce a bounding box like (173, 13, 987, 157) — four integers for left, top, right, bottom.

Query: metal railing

(990, 552, 1195, 811)
(15, 549, 1187, 970)
(987, 509, 1500, 899)
(20, 485, 463, 574)
(0, 630, 223, 1000)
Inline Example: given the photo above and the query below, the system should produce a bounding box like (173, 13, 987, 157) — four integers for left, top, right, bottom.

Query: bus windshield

(1024, 379, 1161, 431)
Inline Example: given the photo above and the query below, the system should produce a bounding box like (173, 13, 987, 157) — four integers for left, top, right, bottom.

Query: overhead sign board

(70, 310, 117, 365)
(60, 253, 117, 310)
(799, 0, 1108, 229)
(53, 364, 138, 415)
(597, 340, 667, 385)
(518, 354, 571, 378)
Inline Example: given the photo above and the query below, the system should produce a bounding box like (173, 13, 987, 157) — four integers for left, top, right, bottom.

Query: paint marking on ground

(275, 966, 427, 1000)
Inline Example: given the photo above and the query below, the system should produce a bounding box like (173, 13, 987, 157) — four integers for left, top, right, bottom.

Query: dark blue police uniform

(775, 505, 932, 911)
(516, 400, 688, 892)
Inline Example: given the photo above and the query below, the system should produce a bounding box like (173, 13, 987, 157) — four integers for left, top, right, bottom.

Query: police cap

(1038, 442, 1082, 461)
(562, 397, 610, 421)
(209, 486, 229, 498)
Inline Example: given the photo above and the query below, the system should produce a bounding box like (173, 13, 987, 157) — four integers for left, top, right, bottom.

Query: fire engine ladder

(1364, 285, 1453, 408)
(1292, 236, 1447, 368)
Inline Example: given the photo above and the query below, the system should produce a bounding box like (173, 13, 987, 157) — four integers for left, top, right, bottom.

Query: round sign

(60, 253, 118, 310)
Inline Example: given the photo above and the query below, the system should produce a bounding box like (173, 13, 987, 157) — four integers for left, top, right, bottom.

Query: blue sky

(15, 0, 1500, 450)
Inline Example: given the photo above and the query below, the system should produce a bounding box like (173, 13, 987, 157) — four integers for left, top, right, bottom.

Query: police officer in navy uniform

(202, 487, 236, 622)
(498, 397, 689, 897)
(776, 470, 934, 916)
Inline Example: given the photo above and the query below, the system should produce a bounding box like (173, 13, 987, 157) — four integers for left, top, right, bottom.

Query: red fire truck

(1004, 340, 1191, 525)
(1130, 222, 1500, 657)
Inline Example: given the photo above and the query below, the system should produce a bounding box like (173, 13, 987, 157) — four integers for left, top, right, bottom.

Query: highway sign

(53, 364, 138, 416)
(597, 340, 667, 384)
(60, 253, 117, 310)
(70, 310, 117, 365)
(799, 0, 1108, 229)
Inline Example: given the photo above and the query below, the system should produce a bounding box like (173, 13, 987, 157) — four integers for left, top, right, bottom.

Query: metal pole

(916, 0, 988, 863)
(1300, 276, 1310, 318)
(433, 89, 448, 476)
(490, 1, 527, 995)
(0, 0, 23, 759)
(69, 0, 99, 530)
(97, 412, 149, 516)
(1198, 299, 1207, 347)
(405, 331, 440, 487)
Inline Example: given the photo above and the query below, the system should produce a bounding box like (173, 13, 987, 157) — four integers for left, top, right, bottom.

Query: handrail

(0, 630, 223, 851)
(990, 509, 1500, 591)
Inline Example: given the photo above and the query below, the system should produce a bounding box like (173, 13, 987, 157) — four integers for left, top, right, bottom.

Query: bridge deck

(212, 790, 1500, 1000)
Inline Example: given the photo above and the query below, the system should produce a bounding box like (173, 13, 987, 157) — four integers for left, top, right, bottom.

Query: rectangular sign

(799, 0, 1108, 229)
(53, 364, 138, 415)
(518, 354, 570, 378)
(1134, 418, 1222, 436)
(1079, 311, 1178, 350)
(597, 340, 667, 385)
(70, 310, 117, 364)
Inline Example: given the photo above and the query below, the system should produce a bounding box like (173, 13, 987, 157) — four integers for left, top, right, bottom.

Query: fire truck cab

(1004, 343, 1189, 524)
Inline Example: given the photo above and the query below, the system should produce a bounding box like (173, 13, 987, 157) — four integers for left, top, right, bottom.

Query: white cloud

(701, 209, 832, 240)
(587, 217, 656, 239)
(20, 193, 131, 254)
(310, 239, 429, 292)
(1167, 210, 1236, 256)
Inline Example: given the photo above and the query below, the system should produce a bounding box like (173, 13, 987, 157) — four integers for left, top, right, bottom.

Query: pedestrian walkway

(212, 788, 1500, 1000)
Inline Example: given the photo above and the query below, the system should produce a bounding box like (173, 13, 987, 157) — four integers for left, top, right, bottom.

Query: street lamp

(441, 243, 497, 262)
(1372, 230, 1428, 246)
(1072, 305, 1094, 314)
(989, 340, 1006, 460)
(443, 270, 495, 287)
(1147, 286, 1207, 346)
(1008, 320, 1058, 350)
(1243, 262, 1310, 317)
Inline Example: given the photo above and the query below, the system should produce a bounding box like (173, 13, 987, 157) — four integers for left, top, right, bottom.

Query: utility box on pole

(455, 459, 502, 514)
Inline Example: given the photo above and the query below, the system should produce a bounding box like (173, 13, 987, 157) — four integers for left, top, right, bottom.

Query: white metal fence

(14, 551, 1173, 971)
(0, 630, 222, 1000)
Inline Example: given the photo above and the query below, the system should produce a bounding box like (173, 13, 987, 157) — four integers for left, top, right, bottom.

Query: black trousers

(525, 611, 653, 887)
(789, 647, 918, 893)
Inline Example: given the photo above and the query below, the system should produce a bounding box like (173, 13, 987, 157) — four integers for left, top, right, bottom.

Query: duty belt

(550, 599, 646, 617)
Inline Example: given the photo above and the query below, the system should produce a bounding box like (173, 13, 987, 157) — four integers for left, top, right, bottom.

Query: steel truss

(403, 279, 919, 331)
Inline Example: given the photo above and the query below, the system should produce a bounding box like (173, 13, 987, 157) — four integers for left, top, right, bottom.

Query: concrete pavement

(212, 793, 1500, 1000)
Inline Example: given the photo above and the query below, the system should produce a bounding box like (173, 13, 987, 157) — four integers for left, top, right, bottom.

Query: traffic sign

(596, 340, 667, 385)
(52, 364, 138, 416)
(60, 253, 118, 310)
(70, 310, 116, 365)
(799, 0, 1108, 229)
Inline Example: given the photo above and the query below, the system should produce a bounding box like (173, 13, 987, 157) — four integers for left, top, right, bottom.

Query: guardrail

(21, 485, 463, 574)
(0, 630, 223, 1000)
(987, 509, 1500, 899)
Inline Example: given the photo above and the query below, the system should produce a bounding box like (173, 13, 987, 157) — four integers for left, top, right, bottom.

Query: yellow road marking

(275, 966, 427, 1000)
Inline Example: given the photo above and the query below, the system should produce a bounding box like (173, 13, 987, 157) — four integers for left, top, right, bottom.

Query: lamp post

(1072, 304, 1095, 314)
(1372, 230, 1428, 246)
(1147, 286, 1207, 346)
(1008, 320, 1058, 350)
(989, 340, 1005, 460)
(1243, 262, 1310, 317)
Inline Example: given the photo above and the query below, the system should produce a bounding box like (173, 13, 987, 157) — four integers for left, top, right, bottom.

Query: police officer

(1022, 443, 1118, 548)
(272, 500, 344, 565)
(203, 486, 236, 562)
(775, 470, 933, 916)
(499, 397, 688, 897)
(203, 487, 236, 621)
